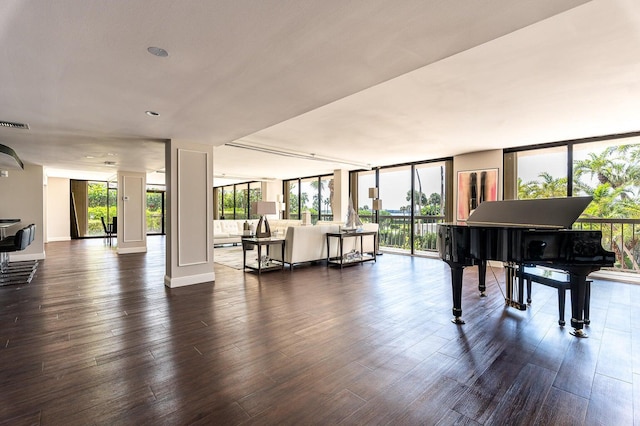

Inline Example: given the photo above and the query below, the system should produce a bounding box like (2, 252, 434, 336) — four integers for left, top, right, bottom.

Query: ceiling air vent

(0, 120, 29, 130)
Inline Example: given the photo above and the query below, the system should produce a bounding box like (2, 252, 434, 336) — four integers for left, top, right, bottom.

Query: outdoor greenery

(519, 144, 640, 271)
(220, 186, 261, 219)
(87, 182, 117, 236)
(87, 182, 165, 236)
(212, 143, 640, 272)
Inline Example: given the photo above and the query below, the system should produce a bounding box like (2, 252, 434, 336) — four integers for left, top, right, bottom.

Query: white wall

(46, 177, 71, 242)
(0, 164, 45, 261)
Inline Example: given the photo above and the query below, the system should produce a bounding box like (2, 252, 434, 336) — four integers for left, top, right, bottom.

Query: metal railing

(574, 218, 640, 273)
(372, 215, 640, 274)
(374, 214, 445, 253)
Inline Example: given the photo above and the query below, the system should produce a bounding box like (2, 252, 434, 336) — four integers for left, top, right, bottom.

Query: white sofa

(270, 222, 379, 267)
(213, 219, 301, 246)
(213, 219, 257, 246)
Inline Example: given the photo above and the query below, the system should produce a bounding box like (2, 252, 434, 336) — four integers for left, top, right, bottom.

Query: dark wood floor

(1, 237, 638, 425)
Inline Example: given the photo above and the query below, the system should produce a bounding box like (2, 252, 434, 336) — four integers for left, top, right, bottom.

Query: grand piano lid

(466, 196, 593, 229)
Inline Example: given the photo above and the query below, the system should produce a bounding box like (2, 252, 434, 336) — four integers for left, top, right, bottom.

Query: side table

(241, 237, 285, 274)
(326, 231, 377, 268)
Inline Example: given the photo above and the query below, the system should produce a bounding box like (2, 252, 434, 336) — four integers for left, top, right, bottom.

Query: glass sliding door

(414, 162, 446, 254)
(69, 180, 118, 238)
(146, 185, 165, 235)
(86, 181, 108, 236)
(378, 166, 411, 252)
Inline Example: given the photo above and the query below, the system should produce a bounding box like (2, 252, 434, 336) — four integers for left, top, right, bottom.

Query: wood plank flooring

(0, 237, 638, 425)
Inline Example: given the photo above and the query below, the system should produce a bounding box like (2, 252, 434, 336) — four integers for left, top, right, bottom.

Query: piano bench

(520, 266, 591, 327)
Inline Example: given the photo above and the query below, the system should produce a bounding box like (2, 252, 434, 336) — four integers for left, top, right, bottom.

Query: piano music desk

(513, 265, 591, 327)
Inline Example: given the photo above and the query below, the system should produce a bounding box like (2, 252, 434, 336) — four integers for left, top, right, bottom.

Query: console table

(326, 231, 377, 268)
(241, 236, 285, 274)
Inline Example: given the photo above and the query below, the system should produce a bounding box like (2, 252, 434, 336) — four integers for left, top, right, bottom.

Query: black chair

(0, 225, 38, 285)
(101, 217, 114, 245)
(27, 223, 35, 245)
(0, 227, 30, 274)
(0, 227, 30, 252)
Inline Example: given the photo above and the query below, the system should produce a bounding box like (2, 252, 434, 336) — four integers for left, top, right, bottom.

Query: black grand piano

(437, 196, 615, 337)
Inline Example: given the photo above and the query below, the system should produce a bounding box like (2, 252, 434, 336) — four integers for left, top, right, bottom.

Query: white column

(116, 171, 147, 254)
(164, 139, 215, 288)
(333, 169, 349, 222)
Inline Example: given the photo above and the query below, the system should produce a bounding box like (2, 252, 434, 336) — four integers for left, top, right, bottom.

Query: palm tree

(518, 172, 567, 199)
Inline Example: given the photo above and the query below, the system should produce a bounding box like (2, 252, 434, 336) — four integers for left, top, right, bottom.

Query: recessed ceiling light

(145, 110, 160, 117)
(85, 155, 94, 159)
(147, 46, 168, 57)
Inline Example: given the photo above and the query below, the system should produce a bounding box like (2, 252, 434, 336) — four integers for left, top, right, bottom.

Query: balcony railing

(372, 214, 445, 253)
(574, 218, 640, 273)
(372, 215, 640, 274)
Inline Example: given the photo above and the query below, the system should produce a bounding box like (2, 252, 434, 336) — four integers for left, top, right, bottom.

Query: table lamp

(255, 201, 277, 238)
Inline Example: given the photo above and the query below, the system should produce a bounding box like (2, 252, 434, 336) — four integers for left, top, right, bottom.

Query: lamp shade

(368, 187, 378, 199)
(255, 201, 277, 215)
(372, 199, 382, 211)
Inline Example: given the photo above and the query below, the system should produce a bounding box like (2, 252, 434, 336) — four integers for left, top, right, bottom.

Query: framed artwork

(457, 168, 498, 221)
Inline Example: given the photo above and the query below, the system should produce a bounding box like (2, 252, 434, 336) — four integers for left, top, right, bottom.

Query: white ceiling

(1, 0, 639, 187)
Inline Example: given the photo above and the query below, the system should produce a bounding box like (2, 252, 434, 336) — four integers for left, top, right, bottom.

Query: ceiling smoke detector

(0, 120, 29, 130)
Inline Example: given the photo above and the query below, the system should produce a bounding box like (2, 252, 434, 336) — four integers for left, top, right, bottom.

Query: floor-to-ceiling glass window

(319, 176, 333, 221)
(284, 175, 333, 223)
(146, 185, 165, 235)
(506, 134, 640, 273)
(573, 139, 640, 272)
(300, 177, 318, 223)
(235, 185, 248, 219)
(352, 160, 449, 255)
(357, 170, 376, 223)
(221, 185, 234, 219)
(214, 182, 263, 219)
(87, 181, 109, 236)
(378, 165, 411, 252)
(286, 180, 299, 219)
(70, 179, 117, 238)
(414, 162, 447, 254)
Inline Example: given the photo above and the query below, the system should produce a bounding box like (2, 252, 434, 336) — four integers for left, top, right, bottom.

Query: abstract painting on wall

(457, 168, 498, 221)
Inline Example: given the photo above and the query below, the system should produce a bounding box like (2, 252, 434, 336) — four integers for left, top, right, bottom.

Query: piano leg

(449, 264, 465, 324)
(477, 260, 487, 297)
(569, 273, 589, 338)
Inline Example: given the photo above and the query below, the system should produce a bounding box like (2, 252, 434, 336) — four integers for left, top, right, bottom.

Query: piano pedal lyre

(504, 263, 527, 311)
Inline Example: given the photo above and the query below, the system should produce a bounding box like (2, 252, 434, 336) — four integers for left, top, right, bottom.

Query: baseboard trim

(164, 272, 216, 288)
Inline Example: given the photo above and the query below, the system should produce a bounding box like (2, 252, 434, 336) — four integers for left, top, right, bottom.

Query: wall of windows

(71, 180, 118, 237)
(284, 174, 333, 223)
(354, 160, 449, 255)
(506, 133, 640, 272)
(214, 182, 262, 220)
(72, 179, 166, 238)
